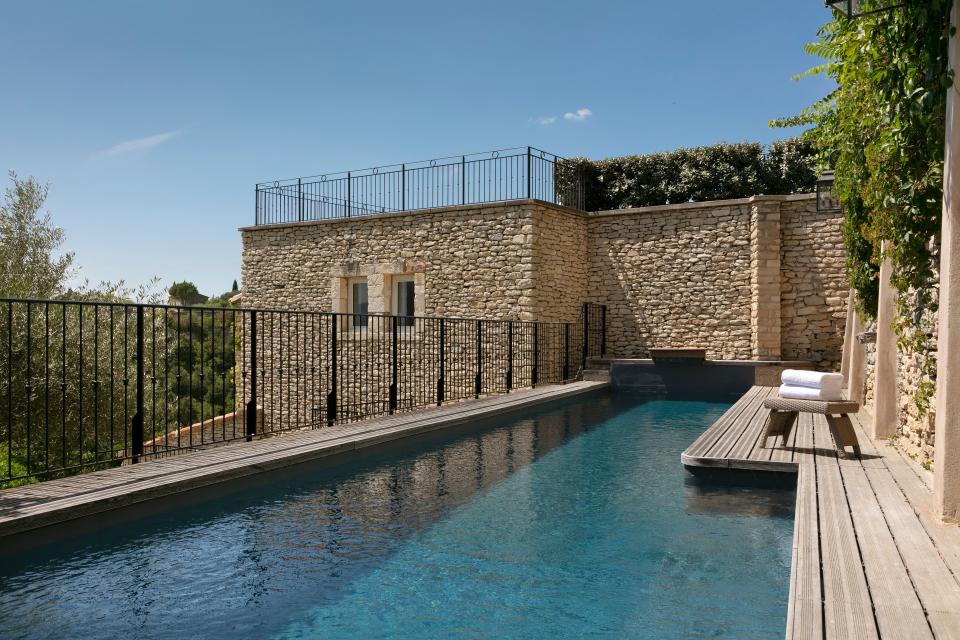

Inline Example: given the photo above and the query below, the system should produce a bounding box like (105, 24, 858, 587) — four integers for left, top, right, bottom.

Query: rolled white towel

(781, 369, 844, 391)
(779, 384, 846, 402)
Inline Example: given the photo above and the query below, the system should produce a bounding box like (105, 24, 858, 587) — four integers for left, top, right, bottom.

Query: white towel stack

(779, 369, 845, 401)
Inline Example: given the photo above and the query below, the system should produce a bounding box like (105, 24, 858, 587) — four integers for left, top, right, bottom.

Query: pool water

(0, 391, 795, 639)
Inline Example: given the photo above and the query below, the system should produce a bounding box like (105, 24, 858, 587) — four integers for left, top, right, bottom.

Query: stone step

(583, 368, 610, 382)
(586, 357, 612, 368)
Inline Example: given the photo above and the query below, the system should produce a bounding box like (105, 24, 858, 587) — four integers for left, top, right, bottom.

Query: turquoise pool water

(0, 391, 794, 639)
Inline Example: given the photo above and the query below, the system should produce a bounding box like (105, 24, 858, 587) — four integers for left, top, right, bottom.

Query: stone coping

(588, 193, 816, 219)
(608, 358, 815, 368)
(240, 193, 818, 232)
(240, 198, 583, 231)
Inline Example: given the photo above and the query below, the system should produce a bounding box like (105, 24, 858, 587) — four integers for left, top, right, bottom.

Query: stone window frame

(390, 274, 417, 330)
(345, 276, 369, 330)
(331, 261, 426, 337)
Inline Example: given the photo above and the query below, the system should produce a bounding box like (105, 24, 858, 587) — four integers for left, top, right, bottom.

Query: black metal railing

(0, 299, 605, 484)
(254, 146, 586, 226)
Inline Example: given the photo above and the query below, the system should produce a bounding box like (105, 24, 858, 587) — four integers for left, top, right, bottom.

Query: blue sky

(1, 1, 834, 298)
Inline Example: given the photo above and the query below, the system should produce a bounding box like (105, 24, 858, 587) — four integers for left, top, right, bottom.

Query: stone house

(241, 194, 848, 370)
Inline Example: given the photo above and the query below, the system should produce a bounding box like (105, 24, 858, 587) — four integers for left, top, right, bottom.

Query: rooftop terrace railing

(254, 146, 585, 226)
(0, 299, 605, 485)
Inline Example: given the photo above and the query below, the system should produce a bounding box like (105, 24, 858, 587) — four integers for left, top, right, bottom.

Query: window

(348, 278, 368, 327)
(392, 276, 416, 327)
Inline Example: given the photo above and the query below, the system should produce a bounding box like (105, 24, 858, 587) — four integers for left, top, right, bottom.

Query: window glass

(351, 281, 368, 327)
(396, 280, 415, 327)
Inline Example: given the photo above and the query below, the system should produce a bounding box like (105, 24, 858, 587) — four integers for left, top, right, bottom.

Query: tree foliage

(0, 172, 74, 299)
(775, 1, 954, 415)
(563, 139, 817, 211)
(0, 177, 238, 486)
(168, 280, 204, 305)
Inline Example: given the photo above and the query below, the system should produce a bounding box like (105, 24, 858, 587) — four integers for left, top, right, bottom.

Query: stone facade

(583, 195, 847, 366)
(585, 201, 754, 360)
(779, 199, 850, 368)
(242, 201, 540, 319)
(859, 305, 938, 466)
(242, 194, 848, 368)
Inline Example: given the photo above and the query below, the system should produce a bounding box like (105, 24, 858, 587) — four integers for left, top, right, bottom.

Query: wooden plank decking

(0, 381, 606, 538)
(683, 385, 960, 640)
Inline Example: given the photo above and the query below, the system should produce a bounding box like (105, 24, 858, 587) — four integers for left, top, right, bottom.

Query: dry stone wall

(241, 194, 849, 416)
(858, 305, 938, 466)
(585, 201, 754, 360)
(241, 201, 542, 320)
(531, 206, 589, 322)
(779, 198, 849, 369)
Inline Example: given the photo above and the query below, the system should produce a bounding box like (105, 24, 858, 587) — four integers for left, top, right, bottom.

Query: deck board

(0, 381, 606, 537)
(683, 385, 960, 640)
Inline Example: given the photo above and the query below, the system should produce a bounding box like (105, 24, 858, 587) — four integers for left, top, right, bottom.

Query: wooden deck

(0, 381, 606, 538)
(683, 386, 960, 640)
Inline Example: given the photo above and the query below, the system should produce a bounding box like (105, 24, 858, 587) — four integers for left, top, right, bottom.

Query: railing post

(581, 302, 591, 373)
(297, 178, 303, 222)
(401, 164, 406, 211)
(601, 305, 607, 357)
(246, 311, 257, 441)
(254, 185, 259, 225)
(132, 305, 144, 463)
(563, 322, 570, 381)
(327, 314, 338, 426)
(461, 155, 466, 205)
(506, 321, 513, 392)
(437, 318, 445, 406)
(532, 322, 539, 387)
(474, 320, 482, 399)
(389, 316, 398, 414)
(526, 146, 532, 199)
(346, 171, 352, 218)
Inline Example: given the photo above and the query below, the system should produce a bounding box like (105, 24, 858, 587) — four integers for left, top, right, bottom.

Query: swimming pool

(0, 391, 794, 639)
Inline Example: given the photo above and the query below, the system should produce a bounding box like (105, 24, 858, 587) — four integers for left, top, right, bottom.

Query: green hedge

(566, 139, 817, 211)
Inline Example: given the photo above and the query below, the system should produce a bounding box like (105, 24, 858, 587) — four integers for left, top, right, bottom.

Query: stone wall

(585, 201, 754, 360)
(241, 201, 542, 320)
(779, 198, 849, 369)
(857, 306, 938, 467)
(584, 194, 847, 366)
(531, 206, 589, 322)
(242, 194, 848, 368)
(863, 333, 877, 416)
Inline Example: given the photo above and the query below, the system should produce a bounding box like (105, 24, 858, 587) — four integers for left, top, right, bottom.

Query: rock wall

(532, 206, 589, 322)
(585, 195, 847, 366)
(858, 305, 938, 467)
(585, 201, 754, 360)
(242, 194, 848, 367)
(779, 198, 849, 369)
(241, 201, 542, 320)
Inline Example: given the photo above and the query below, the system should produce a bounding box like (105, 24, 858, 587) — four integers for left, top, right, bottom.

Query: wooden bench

(762, 397, 861, 458)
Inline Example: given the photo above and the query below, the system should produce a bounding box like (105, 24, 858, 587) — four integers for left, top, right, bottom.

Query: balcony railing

(0, 298, 606, 485)
(254, 146, 585, 226)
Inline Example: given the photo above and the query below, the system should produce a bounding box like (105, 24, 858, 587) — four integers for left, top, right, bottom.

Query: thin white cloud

(563, 108, 593, 121)
(98, 129, 183, 157)
(533, 115, 557, 125)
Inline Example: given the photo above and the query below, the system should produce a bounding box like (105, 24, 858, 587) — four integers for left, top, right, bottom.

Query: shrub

(564, 139, 817, 211)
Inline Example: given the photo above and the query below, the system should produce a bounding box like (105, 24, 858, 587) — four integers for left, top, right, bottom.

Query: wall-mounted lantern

(816, 170, 840, 211)
(825, 0, 906, 19)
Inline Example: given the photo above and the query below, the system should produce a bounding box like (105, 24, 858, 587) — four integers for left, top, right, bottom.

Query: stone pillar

(750, 199, 782, 360)
(847, 303, 867, 404)
(840, 289, 856, 382)
(873, 243, 898, 439)
(935, 0, 960, 524)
